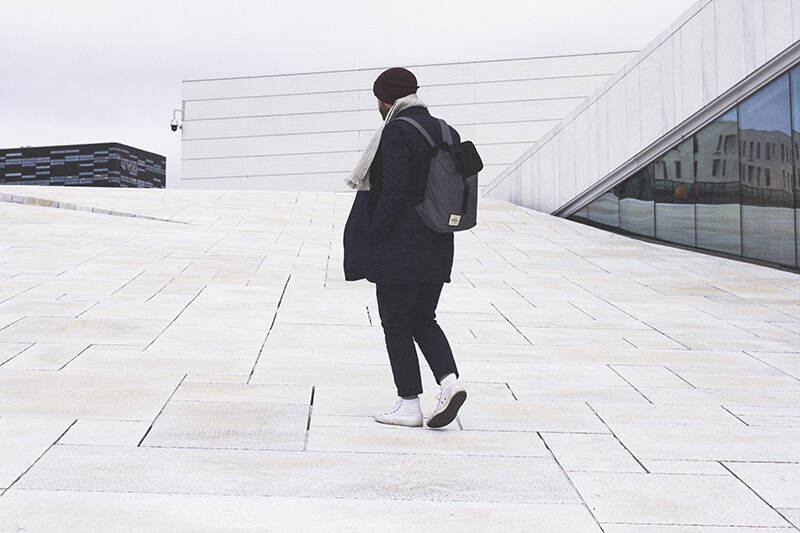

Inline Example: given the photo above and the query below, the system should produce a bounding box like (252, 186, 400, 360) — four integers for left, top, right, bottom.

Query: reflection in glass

(655, 137, 696, 246)
(739, 73, 796, 267)
(791, 65, 800, 267)
(572, 205, 589, 220)
(618, 164, 655, 237)
(695, 109, 742, 255)
(587, 190, 619, 228)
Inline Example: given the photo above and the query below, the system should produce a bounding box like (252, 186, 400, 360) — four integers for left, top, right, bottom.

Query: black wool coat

(343, 106, 459, 285)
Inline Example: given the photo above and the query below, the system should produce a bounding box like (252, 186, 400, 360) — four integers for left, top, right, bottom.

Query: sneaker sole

(374, 415, 423, 427)
(426, 389, 467, 429)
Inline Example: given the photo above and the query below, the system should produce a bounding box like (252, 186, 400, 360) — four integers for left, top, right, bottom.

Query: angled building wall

(179, 53, 634, 191)
(483, 0, 800, 269)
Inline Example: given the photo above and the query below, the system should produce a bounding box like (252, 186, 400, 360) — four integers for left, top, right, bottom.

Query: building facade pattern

(0, 143, 166, 188)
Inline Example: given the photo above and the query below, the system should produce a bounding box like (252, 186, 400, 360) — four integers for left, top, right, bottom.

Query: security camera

(171, 108, 183, 132)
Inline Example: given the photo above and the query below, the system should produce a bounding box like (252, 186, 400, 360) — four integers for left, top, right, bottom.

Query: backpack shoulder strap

(393, 116, 435, 147)
(438, 119, 453, 144)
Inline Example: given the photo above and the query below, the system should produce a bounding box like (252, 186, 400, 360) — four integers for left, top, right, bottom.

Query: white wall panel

(183, 78, 251, 101)
(716, 0, 748, 94)
(558, 122, 577, 205)
(702, 3, 719, 103)
(182, 119, 248, 141)
(248, 131, 360, 157)
(477, 143, 534, 164)
(245, 70, 362, 98)
(680, 15, 705, 117)
(639, 51, 665, 148)
(745, 0, 765, 71)
(596, 94, 610, 179)
(472, 75, 614, 103)
(183, 131, 360, 160)
(473, 121, 559, 145)
(479, 164, 512, 184)
(182, 158, 248, 179)
(247, 152, 359, 176)
(245, 173, 350, 192)
(195, 91, 362, 120)
(794, 0, 800, 40)
(605, 80, 628, 166)
(182, 176, 248, 189)
(182, 138, 248, 160)
(764, 0, 794, 58)
(418, 84, 477, 106)
(573, 110, 591, 195)
(625, 65, 642, 153)
(537, 140, 556, 212)
(410, 62, 477, 86)
(672, 28, 685, 124)
(475, 53, 634, 83)
(586, 102, 600, 194)
(530, 154, 541, 211)
(660, 38, 677, 134)
(245, 112, 363, 137)
(519, 157, 533, 207)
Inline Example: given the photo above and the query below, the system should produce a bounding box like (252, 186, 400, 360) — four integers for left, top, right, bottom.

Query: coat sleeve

(370, 123, 412, 238)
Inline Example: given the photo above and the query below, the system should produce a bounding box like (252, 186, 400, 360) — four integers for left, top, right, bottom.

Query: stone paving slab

(0, 491, 603, 532)
(1, 186, 800, 531)
(14, 445, 579, 504)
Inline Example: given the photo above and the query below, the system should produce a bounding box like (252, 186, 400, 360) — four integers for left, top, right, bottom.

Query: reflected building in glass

(0, 143, 165, 188)
(569, 66, 800, 270)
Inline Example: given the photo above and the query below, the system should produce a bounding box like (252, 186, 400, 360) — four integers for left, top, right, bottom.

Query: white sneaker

(374, 398, 423, 427)
(427, 381, 466, 428)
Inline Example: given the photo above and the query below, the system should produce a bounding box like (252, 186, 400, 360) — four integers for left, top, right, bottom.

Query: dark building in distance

(0, 143, 166, 188)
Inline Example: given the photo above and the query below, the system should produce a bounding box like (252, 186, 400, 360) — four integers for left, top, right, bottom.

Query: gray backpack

(395, 117, 483, 233)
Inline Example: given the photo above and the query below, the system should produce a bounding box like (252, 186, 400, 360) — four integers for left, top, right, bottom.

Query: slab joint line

(5, 419, 77, 493)
(719, 462, 799, 531)
(145, 286, 207, 350)
(304, 386, 315, 452)
(586, 401, 650, 474)
(537, 431, 607, 533)
(138, 374, 187, 447)
(607, 365, 653, 404)
(247, 274, 291, 384)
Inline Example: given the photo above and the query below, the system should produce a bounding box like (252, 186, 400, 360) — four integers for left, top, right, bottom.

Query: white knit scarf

(345, 94, 427, 191)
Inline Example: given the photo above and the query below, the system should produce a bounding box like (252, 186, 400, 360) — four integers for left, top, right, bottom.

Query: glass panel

(654, 137, 696, 246)
(572, 205, 589, 220)
(587, 190, 619, 228)
(739, 73, 796, 267)
(791, 65, 800, 267)
(619, 164, 655, 237)
(695, 109, 742, 255)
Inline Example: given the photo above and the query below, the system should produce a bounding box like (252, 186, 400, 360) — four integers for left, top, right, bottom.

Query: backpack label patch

(448, 214, 462, 226)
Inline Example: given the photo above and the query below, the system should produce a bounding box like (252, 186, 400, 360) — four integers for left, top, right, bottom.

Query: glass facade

(571, 64, 800, 270)
(0, 143, 165, 188)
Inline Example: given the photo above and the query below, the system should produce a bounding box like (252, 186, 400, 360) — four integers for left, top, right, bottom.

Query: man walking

(343, 67, 466, 429)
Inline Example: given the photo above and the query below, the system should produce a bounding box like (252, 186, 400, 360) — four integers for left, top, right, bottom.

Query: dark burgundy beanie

(373, 67, 418, 104)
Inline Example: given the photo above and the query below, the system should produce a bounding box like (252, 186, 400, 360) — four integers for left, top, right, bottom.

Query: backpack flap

(448, 141, 483, 177)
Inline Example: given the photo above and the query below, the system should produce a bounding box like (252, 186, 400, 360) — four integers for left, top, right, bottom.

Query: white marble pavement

(1, 185, 799, 532)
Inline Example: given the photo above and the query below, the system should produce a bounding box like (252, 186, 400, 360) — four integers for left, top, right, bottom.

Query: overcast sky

(1, 0, 698, 188)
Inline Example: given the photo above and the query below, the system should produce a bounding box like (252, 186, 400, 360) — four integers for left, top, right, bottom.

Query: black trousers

(375, 282, 458, 398)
